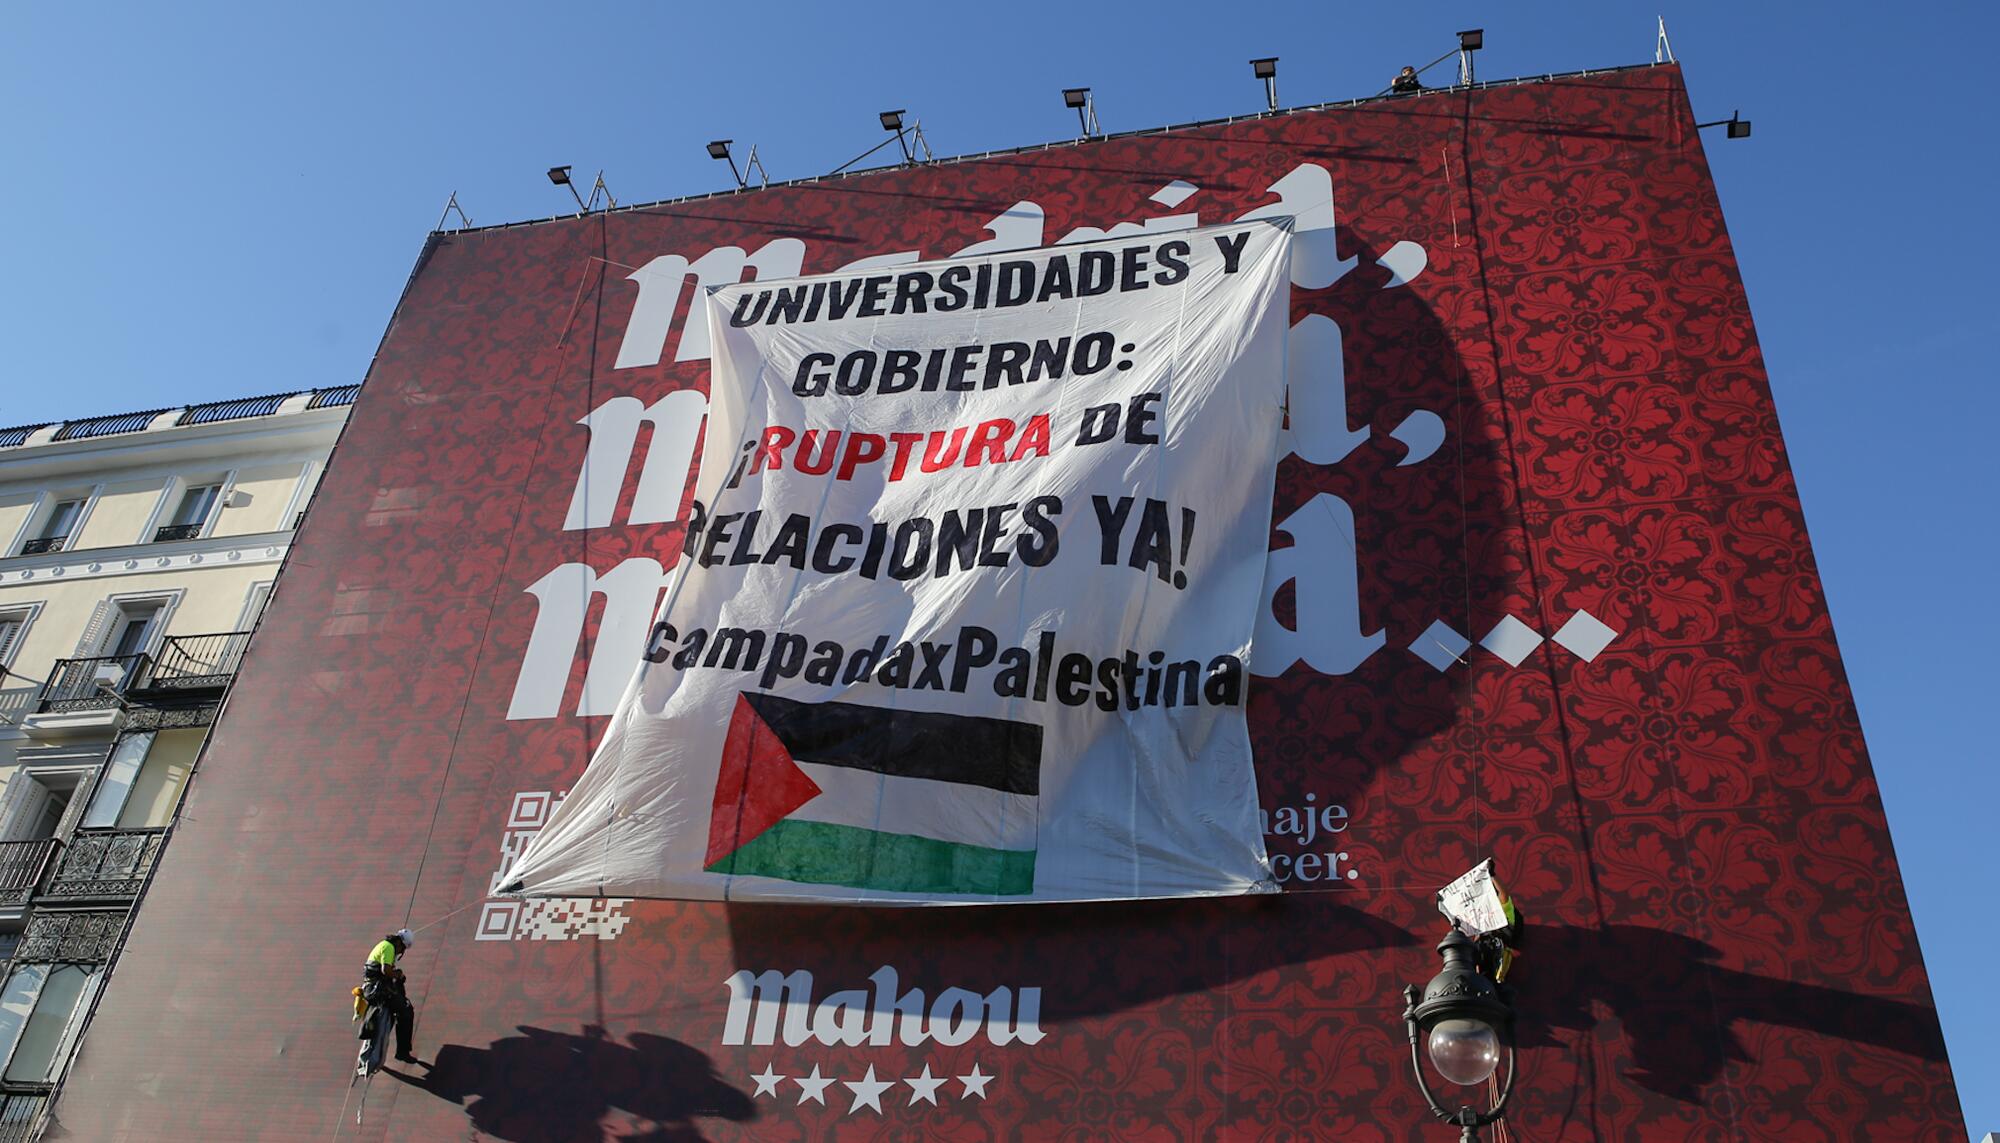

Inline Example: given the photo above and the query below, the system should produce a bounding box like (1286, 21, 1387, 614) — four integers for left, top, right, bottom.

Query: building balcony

(38, 829, 164, 902)
(32, 656, 145, 715)
(0, 841, 60, 911)
(131, 632, 250, 696)
(150, 523, 203, 543)
(34, 632, 250, 716)
(17, 536, 66, 556)
(0, 1091, 49, 1141)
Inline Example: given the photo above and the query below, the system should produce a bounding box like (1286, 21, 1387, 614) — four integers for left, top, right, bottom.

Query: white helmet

(394, 928, 414, 947)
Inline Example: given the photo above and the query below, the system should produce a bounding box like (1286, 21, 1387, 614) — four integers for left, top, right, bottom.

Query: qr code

(476, 897, 633, 942)
(477, 791, 631, 942)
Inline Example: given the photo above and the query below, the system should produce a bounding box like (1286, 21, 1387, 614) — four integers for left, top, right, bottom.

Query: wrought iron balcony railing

(151, 523, 203, 543)
(33, 655, 145, 714)
(0, 1091, 48, 1142)
(15, 909, 124, 964)
(0, 840, 59, 908)
(40, 829, 164, 901)
(138, 631, 250, 694)
(18, 536, 66, 555)
(35, 633, 251, 713)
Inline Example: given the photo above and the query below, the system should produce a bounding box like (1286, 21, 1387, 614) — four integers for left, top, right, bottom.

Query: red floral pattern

(1500, 268, 1671, 379)
(1491, 167, 1647, 270)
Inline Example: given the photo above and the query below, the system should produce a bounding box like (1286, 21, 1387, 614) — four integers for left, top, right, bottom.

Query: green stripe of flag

(706, 818, 1036, 896)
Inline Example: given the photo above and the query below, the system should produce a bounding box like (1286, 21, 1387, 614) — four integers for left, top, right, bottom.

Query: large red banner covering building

(51, 64, 1963, 1139)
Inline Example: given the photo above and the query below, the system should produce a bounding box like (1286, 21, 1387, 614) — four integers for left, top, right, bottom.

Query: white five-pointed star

(958, 1063, 994, 1099)
(904, 1063, 948, 1106)
(844, 1065, 893, 1114)
(794, 1064, 835, 1105)
(750, 1063, 784, 1098)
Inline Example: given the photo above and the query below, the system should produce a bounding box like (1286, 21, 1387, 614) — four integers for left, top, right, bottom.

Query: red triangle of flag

(706, 693, 822, 868)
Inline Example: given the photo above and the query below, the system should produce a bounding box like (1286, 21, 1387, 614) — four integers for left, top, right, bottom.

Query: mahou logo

(725, 966, 1030, 1114)
(722, 964, 1045, 1048)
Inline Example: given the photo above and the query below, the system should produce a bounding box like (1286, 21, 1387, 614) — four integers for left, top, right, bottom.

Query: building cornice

(0, 405, 348, 485)
(1, 530, 291, 586)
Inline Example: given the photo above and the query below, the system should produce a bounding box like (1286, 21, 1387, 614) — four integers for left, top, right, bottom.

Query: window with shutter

(0, 615, 24, 667)
(0, 774, 36, 843)
(0, 775, 54, 845)
(77, 597, 172, 659)
(71, 602, 113, 659)
(39, 768, 82, 837)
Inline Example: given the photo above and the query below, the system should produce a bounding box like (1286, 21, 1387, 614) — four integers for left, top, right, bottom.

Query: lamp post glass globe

(1427, 1017, 1501, 1086)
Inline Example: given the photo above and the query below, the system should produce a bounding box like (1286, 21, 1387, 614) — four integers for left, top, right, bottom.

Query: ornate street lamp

(1403, 929, 1515, 1138)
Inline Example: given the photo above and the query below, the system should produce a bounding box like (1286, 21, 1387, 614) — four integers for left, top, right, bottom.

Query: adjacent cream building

(0, 387, 352, 1130)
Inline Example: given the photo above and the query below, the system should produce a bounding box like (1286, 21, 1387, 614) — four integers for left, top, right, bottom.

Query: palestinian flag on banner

(705, 693, 1043, 896)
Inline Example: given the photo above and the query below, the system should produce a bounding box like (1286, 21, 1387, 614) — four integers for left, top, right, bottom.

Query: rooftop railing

(50, 409, 170, 442)
(306, 384, 361, 409)
(1, 383, 359, 452)
(176, 392, 290, 426)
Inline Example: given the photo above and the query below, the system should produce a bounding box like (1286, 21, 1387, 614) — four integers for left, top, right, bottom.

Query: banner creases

(506, 220, 1294, 905)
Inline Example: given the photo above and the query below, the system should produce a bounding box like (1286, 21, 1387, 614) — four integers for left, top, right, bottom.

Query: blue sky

(5, 1, 1994, 1132)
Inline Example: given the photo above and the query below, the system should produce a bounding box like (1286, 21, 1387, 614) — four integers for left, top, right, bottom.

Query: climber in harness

(360, 928, 420, 1065)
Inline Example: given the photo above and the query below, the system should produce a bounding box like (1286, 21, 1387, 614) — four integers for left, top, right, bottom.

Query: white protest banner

(504, 219, 1293, 904)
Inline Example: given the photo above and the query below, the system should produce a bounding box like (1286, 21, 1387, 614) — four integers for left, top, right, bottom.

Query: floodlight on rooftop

(1455, 29, 1485, 86)
(1062, 88, 1099, 139)
(1251, 58, 1279, 111)
(878, 110, 916, 165)
(708, 140, 747, 188)
(546, 164, 606, 212)
(1697, 111, 1754, 140)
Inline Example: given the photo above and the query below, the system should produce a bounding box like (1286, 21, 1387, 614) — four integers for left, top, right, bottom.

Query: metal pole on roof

(744, 145, 770, 188)
(434, 192, 471, 232)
